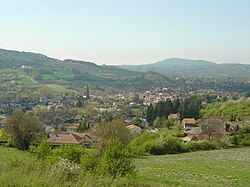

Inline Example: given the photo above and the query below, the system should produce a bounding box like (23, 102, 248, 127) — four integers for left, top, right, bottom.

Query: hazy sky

(0, 0, 250, 65)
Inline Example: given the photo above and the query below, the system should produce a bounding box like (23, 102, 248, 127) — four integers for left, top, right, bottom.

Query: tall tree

(164, 100, 174, 116)
(172, 98, 180, 114)
(96, 119, 130, 152)
(146, 104, 154, 124)
(5, 110, 42, 150)
(179, 96, 201, 119)
(86, 85, 90, 99)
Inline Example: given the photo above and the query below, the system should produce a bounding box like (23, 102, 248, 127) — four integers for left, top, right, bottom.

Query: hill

(119, 58, 250, 79)
(0, 49, 174, 91)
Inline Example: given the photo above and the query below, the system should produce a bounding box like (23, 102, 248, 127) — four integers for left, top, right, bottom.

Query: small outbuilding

(182, 118, 196, 130)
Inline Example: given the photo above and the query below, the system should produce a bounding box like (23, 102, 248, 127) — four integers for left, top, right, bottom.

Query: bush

(162, 135, 183, 154)
(130, 132, 184, 155)
(240, 139, 250, 146)
(51, 157, 82, 183)
(31, 139, 52, 160)
(145, 140, 165, 155)
(80, 149, 100, 173)
(50, 145, 85, 164)
(184, 141, 219, 152)
(32, 143, 86, 166)
(229, 125, 250, 147)
(0, 148, 140, 186)
(129, 132, 159, 156)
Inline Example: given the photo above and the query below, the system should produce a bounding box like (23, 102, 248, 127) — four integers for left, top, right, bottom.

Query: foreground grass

(0, 147, 137, 187)
(136, 147, 250, 187)
(0, 147, 250, 186)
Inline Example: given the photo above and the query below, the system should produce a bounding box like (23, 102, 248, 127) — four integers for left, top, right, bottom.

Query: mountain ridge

(118, 58, 250, 78)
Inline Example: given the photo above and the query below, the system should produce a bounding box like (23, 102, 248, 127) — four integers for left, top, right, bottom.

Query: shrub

(162, 135, 183, 154)
(80, 149, 100, 173)
(32, 143, 86, 167)
(240, 139, 250, 146)
(31, 139, 52, 160)
(230, 125, 250, 147)
(145, 140, 165, 155)
(50, 145, 85, 164)
(51, 157, 82, 182)
(130, 132, 184, 155)
(184, 141, 219, 152)
(129, 132, 159, 156)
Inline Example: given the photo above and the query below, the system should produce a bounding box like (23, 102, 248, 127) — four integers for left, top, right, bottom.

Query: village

(1, 85, 245, 148)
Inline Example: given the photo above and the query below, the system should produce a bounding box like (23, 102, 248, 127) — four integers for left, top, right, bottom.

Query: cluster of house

(47, 123, 142, 146)
(168, 113, 232, 142)
(181, 117, 230, 142)
(0, 88, 242, 147)
(47, 114, 232, 146)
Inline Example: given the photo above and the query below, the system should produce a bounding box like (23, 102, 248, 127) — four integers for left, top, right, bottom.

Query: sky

(0, 0, 250, 65)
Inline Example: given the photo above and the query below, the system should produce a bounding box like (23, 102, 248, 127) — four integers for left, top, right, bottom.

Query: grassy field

(43, 70, 75, 81)
(0, 147, 249, 186)
(136, 147, 250, 187)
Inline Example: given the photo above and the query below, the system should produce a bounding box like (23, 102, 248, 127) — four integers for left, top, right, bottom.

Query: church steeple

(86, 85, 90, 99)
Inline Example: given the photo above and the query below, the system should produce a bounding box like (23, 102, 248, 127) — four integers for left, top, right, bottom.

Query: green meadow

(0, 147, 249, 186)
(136, 147, 250, 186)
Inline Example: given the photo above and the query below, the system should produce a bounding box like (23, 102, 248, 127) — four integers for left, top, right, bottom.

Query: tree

(179, 96, 202, 119)
(5, 110, 42, 150)
(98, 139, 135, 178)
(164, 100, 174, 116)
(86, 85, 90, 99)
(153, 116, 162, 128)
(131, 117, 141, 126)
(76, 121, 88, 132)
(96, 119, 130, 152)
(202, 117, 224, 141)
(146, 104, 154, 125)
(172, 99, 180, 113)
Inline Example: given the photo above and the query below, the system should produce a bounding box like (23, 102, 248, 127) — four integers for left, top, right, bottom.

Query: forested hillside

(0, 49, 175, 91)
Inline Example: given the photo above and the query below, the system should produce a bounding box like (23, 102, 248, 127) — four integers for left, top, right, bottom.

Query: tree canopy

(95, 119, 130, 152)
(5, 110, 42, 150)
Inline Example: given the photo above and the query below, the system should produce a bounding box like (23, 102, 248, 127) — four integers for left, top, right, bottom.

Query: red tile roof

(48, 133, 85, 145)
(182, 118, 196, 124)
(127, 124, 141, 130)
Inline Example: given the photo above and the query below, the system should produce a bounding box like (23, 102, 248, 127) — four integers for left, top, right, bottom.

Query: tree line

(146, 96, 202, 125)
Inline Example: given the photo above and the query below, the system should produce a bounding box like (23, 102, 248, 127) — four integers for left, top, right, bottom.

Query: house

(168, 113, 180, 120)
(48, 132, 93, 146)
(186, 127, 202, 136)
(74, 133, 93, 147)
(182, 118, 196, 130)
(126, 124, 142, 135)
(181, 135, 198, 142)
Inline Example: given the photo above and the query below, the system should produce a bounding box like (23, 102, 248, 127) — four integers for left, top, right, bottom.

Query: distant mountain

(119, 58, 250, 79)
